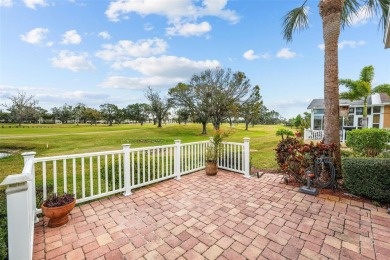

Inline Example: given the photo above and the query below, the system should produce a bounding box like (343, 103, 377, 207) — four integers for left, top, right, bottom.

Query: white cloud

(112, 55, 220, 78)
(166, 21, 211, 37)
(46, 41, 54, 47)
(20, 28, 48, 45)
(105, 0, 239, 23)
(318, 40, 366, 50)
(0, 0, 13, 7)
(98, 31, 111, 40)
(99, 75, 184, 90)
(350, 6, 371, 26)
(276, 48, 297, 59)
(61, 30, 82, 45)
(243, 50, 270, 60)
(51, 50, 95, 72)
(338, 40, 366, 49)
(23, 0, 47, 9)
(96, 38, 167, 61)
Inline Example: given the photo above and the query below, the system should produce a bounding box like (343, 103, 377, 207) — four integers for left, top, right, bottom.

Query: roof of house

(307, 93, 390, 109)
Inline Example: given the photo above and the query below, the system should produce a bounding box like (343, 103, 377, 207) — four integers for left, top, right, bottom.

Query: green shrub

(346, 129, 390, 157)
(0, 191, 8, 260)
(342, 157, 390, 203)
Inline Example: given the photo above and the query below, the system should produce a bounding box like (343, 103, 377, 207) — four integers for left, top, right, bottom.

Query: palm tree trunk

(362, 98, 368, 128)
(319, 0, 343, 174)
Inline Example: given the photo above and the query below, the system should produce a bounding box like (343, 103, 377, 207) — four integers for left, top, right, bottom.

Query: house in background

(304, 93, 390, 141)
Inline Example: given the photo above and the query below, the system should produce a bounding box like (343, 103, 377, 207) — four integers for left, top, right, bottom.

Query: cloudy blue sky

(1, 0, 389, 119)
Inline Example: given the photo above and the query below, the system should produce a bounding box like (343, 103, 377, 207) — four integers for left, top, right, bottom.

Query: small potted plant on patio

(205, 130, 228, 175)
(41, 193, 76, 228)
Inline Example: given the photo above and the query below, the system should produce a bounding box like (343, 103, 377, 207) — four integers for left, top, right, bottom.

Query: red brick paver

(33, 170, 390, 259)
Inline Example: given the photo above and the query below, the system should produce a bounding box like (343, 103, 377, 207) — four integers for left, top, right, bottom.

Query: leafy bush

(275, 137, 337, 182)
(0, 191, 8, 260)
(346, 129, 390, 157)
(342, 157, 390, 203)
(275, 138, 337, 182)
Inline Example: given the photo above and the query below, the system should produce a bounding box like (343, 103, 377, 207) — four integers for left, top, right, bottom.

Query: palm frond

(374, 0, 390, 31)
(282, 3, 309, 42)
(372, 84, 390, 96)
(341, 0, 361, 29)
(339, 91, 361, 101)
(359, 65, 374, 83)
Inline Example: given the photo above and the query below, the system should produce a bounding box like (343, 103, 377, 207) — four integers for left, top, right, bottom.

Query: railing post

(1, 175, 34, 260)
(122, 144, 132, 196)
(174, 140, 181, 180)
(243, 138, 250, 178)
(22, 152, 38, 223)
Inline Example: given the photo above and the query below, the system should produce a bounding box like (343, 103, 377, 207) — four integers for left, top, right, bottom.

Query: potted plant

(205, 130, 228, 175)
(41, 193, 76, 228)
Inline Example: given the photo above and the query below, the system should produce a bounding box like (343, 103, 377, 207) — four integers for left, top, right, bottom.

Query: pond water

(0, 152, 11, 158)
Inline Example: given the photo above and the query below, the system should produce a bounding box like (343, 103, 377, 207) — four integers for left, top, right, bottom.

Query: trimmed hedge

(346, 128, 390, 157)
(342, 157, 390, 203)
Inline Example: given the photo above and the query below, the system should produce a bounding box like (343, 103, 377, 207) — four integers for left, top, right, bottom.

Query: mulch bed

(253, 168, 389, 210)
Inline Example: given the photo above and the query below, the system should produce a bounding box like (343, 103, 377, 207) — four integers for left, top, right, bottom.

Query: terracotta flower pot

(205, 161, 218, 176)
(41, 198, 76, 228)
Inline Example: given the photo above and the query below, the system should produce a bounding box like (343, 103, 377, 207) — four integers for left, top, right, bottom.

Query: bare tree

(145, 87, 173, 128)
(239, 85, 263, 130)
(1, 91, 38, 126)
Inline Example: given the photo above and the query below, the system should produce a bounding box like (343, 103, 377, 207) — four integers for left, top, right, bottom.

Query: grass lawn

(0, 123, 281, 181)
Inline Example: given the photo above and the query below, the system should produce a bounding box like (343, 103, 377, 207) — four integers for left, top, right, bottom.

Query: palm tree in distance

(340, 65, 390, 128)
(282, 0, 389, 171)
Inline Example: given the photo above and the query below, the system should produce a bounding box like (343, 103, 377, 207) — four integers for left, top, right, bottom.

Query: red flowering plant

(275, 137, 337, 183)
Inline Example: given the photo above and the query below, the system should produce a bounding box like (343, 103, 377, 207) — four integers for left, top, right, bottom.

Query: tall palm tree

(282, 0, 389, 171)
(340, 65, 390, 128)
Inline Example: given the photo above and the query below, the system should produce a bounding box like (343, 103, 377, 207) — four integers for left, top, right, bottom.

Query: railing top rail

(221, 141, 245, 145)
(130, 144, 176, 152)
(180, 141, 209, 146)
(34, 150, 124, 162)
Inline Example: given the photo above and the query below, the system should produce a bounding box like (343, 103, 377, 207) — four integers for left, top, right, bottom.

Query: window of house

(344, 115, 354, 126)
(372, 107, 381, 128)
(313, 109, 324, 115)
(356, 107, 363, 115)
(373, 106, 381, 113)
(314, 115, 323, 130)
(367, 107, 371, 115)
(349, 107, 354, 114)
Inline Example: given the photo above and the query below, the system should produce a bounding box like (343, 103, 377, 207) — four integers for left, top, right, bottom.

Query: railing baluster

(53, 160, 57, 193)
(112, 154, 115, 191)
(148, 150, 151, 182)
(161, 148, 164, 178)
(153, 148, 160, 179)
(98, 156, 101, 194)
(118, 154, 122, 189)
(165, 148, 169, 177)
(170, 147, 173, 175)
(105, 155, 108, 193)
(131, 152, 135, 186)
(72, 158, 76, 197)
(137, 151, 140, 185)
(42, 161, 47, 200)
(81, 157, 85, 198)
(152, 149, 155, 181)
(89, 157, 93, 196)
(142, 150, 145, 184)
(63, 159, 67, 193)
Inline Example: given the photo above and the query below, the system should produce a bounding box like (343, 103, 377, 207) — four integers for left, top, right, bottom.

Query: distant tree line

(1, 68, 286, 133)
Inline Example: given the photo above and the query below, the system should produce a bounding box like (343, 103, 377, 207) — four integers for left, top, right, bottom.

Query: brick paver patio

(33, 170, 390, 260)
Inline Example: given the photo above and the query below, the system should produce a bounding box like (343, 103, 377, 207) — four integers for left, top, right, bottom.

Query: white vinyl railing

(303, 129, 346, 142)
(0, 138, 250, 259)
